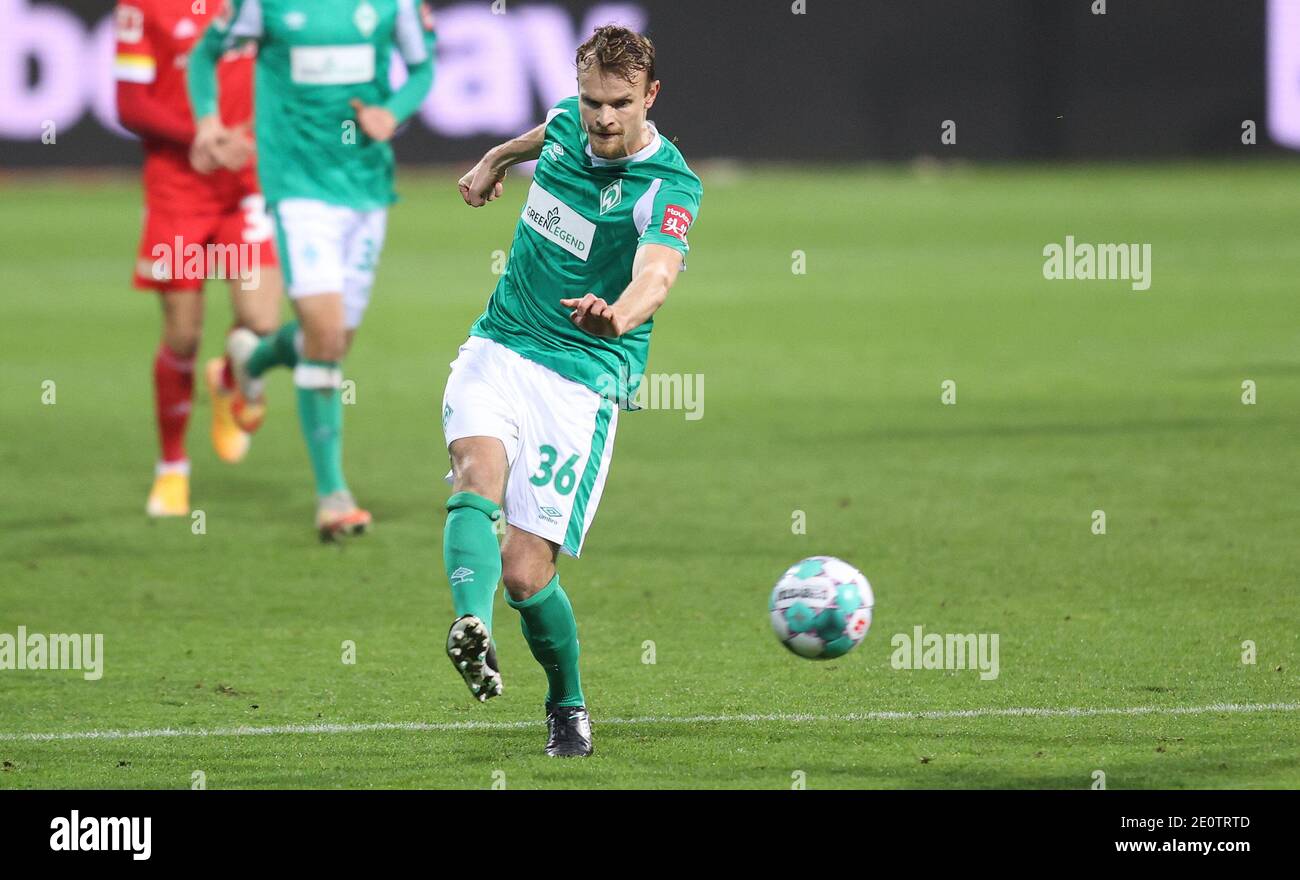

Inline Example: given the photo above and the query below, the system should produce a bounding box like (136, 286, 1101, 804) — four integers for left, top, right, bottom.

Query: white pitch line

(0, 702, 1296, 744)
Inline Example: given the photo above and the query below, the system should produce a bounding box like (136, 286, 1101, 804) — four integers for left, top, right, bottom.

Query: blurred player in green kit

(188, 0, 436, 539)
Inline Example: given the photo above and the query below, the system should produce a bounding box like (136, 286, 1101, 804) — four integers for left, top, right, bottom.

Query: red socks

(153, 344, 195, 464)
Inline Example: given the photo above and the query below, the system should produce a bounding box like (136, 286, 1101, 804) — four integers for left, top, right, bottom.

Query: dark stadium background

(1, 0, 1293, 166)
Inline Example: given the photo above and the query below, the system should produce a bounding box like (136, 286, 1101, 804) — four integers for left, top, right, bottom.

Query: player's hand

(350, 99, 398, 142)
(210, 121, 254, 172)
(458, 160, 506, 207)
(190, 140, 220, 174)
(561, 293, 626, 338)
(190, 115, 226, 174)
(191, 119, 253, 173)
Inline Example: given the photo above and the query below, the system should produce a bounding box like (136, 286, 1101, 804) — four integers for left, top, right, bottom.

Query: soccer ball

(770, 556, 874, 660)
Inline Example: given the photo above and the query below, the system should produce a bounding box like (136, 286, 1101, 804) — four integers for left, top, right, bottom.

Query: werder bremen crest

(354, 0, 378, 37)
(599, 179, 622, 215)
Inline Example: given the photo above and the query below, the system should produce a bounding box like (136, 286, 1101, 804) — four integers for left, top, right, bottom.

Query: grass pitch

(1, 162, 1298, 789)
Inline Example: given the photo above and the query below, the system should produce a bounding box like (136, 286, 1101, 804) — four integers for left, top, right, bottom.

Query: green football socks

(293, 360, 347, 497)
(442, 497, 585, 708)
(247, 320, 300, 378)
(507, 574, 585, 709)
(443, 492, 503, 633)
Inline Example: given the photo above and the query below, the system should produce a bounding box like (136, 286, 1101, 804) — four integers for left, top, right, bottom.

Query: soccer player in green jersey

(187, 0, 436, 539)
(440, 25, 702, 756)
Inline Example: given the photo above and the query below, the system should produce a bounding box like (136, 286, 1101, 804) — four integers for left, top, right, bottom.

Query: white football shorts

(441, 336, 618, 558)
(272, 198, 388, 330)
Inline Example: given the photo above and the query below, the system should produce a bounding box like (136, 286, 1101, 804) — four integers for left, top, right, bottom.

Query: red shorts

(133, 194, 278, 292)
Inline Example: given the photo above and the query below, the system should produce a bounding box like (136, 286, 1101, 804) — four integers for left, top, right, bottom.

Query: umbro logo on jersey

(172, 18, 198, 40)
(544, 143, 565, 161)
(599, 180, 622, 215)
(284, 11, 307, 29)
(450, 567, 475, 586)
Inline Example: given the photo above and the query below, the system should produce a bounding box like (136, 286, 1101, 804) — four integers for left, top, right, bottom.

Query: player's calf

(503, 565, 591, 756)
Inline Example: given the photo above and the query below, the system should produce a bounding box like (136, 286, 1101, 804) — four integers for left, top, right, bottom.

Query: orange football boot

(146, 470, 190, 517)
(317, 491, 372, 541)
(205, 357, 251, 463)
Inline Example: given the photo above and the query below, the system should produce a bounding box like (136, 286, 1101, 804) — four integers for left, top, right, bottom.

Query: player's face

(577, 65, 661, 159)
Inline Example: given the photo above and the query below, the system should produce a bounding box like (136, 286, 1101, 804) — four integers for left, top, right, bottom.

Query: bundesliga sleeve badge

(115, 4, 145, 43)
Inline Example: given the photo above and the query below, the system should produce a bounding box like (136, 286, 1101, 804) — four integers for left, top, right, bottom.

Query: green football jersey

(470, 97, 703, 407)
(189, 0, 436, 210)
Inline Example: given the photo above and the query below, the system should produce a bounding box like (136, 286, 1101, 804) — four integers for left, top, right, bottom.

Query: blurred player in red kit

(114, 0, 282, 517)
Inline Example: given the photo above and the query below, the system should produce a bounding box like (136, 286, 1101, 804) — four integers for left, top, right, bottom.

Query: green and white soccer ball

(770, 556, 874, 659)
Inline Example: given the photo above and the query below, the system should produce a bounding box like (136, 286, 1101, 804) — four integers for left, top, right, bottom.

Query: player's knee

(317, 339, 346, 362)
(240, 316, 279, 337)
(448, 440, 507, 503)
(450, 472, 502, 505)
(163, 326, 201, 359)
(500, 537, 555, 602)
(303, 327, 346, 362)
(501, 563, 548, 602)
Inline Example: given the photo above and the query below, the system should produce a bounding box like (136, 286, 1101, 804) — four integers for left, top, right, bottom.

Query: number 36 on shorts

(530, 444, 580, 495)
(511, 393, 615, 557)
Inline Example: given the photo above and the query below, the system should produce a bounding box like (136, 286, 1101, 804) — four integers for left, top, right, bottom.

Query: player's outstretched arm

(457, 122, 546, 207)
(562, 244, 683, 339)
